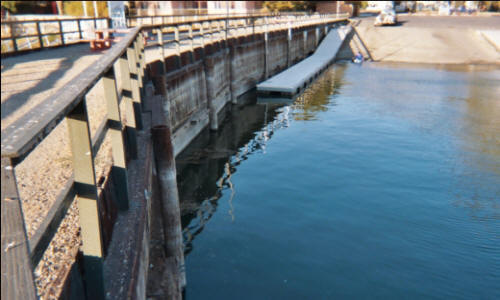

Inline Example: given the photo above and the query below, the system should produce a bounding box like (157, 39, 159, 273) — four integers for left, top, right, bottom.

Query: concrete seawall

(104, 19, 354, 300)
(147, 20, 349, 157)
(136, 20, 350, 299)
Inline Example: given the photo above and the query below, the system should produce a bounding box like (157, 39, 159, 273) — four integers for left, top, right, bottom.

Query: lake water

(176, 63, 500, 299)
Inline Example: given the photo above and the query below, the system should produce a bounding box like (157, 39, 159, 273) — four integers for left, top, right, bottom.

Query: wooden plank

(1, 27, 140, 161)
(66, 100, 105, 300)
(1, 158, 37, 300)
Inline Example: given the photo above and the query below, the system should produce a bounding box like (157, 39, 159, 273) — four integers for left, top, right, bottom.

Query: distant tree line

(261, 1, 368, 14)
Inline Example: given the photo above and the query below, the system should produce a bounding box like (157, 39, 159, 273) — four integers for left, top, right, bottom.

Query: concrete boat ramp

(257, 25, 351, 97)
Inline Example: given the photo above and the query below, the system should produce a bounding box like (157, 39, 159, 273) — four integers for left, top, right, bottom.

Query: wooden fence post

(77, 20, 83, 40)
(103, 68, 129, 210)
(157, 28, 166, 73)
(58, 20, 64, 45)
(303, 29, 307, 57)
(10, 23, 18, 52)
(139, 34, 146, 83)
(188, 24, 194, 51)
(133, 39, 143, 91)
(264, 17, 269, 79)
(127, 42, 143, 130)
(174, 25, 180, 56)
(36, 21, 43, 49)
(117, 54, 138, 159)
(225, 18, 229, 40)
(216, 21, 221, 40)
(287, 25, 292, 67)
(315, 26, 319, 47)
(66, 100, 105, 300)
(200, 22, 205, 47)
(1, 158, 37, 300)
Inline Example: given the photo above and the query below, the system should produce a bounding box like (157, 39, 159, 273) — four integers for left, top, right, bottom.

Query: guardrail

(1, 17, 110, 55)
(1, 24, 144, 300)
(139, 13, 350, 53)
(126, 11, 320, 27)
(0, 13, 347, 300)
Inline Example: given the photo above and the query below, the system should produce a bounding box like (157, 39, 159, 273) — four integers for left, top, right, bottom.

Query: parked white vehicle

(438, 3, 451, 15)
(374, 7, 397, 26)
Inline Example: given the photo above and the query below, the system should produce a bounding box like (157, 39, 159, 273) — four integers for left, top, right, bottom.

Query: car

(438, 3, 451, 15)
(374, 7, 397, 26)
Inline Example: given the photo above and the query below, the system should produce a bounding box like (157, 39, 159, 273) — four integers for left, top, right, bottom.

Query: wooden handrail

(1, 17, 111, 55)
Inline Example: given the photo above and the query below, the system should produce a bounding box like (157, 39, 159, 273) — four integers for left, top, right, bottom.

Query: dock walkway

(257, 25, 351, 96)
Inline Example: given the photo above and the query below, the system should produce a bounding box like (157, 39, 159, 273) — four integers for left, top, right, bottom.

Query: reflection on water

(292, 66, 346, 121)
(177, 96, 295, 254)
(175, 63, 500, 299)
(178, 66, 351, 254)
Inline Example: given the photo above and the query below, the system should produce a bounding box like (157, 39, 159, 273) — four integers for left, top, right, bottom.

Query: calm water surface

(176, 63, 500, 299)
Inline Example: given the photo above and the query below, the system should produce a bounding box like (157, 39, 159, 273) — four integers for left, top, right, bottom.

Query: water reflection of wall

(176, 94, 285, 254)
(461, 72, 500, 168)
(176, 64, 349, 254)
(453, 71, 500, 220)
(292, 65, 347, 121)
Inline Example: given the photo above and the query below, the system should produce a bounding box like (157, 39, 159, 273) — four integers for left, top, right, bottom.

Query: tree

(1, 1, 19, 13)
(262, 1, 314, 13)
(63, 1, 108, 17)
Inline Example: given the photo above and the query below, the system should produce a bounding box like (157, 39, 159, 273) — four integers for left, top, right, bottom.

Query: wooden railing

(126, 11, 316, 27)
(139, 13, 350, 54)
(1, 17, 110, 55)
(1, 25, 144, 300)
(0, 14, 347, 300)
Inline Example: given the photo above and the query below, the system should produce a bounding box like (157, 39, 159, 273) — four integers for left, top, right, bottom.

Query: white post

(93, 1, 98, 17)
(337, 1, 340, 18)
(82, 1, 88, 17)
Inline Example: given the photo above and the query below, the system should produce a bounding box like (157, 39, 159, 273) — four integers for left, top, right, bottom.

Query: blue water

(177, 63, 500, 299)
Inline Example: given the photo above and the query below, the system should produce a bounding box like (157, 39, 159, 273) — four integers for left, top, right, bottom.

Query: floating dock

(257, 25, 351, 97)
